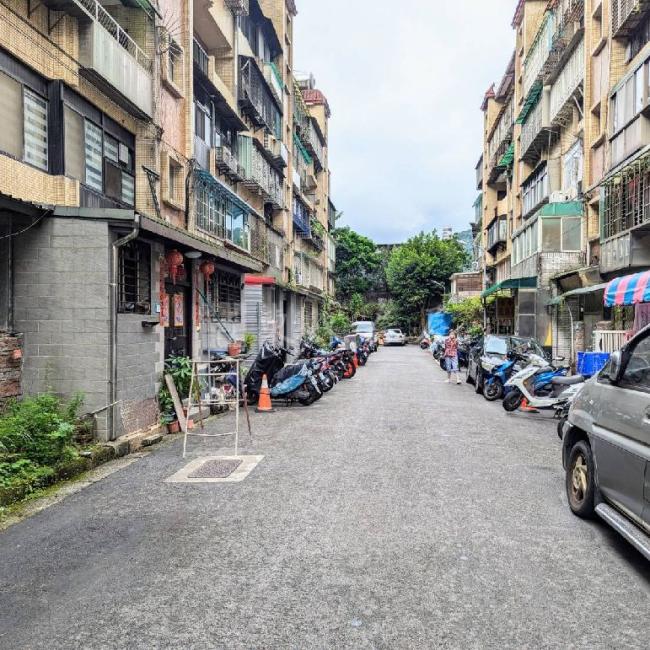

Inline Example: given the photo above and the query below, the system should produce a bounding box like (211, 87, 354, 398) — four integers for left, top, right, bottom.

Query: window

(620, 335, 650, 391)
(118, 240, 151, 314)
(562, 140, 583, 194)
(64, 107, 84, 180)
(522, 164, 549, 216)
(23, 89, 48, 171)
(562, 216, 581, 250)
(84, 121, 103, 192)
(211, 271, 241, 322)
(635, 66, 645, 114)
(542, 217, 561, 249)
(0, 71, 48, 171)
(168, 39, 181, 84)
(169, 159, 181, 203)
(304, 301, 313, 332)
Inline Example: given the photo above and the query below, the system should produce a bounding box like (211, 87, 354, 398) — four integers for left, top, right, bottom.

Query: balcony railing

(612, 0, 650, 37)
(486, 217, 508, 253)
(549, 37, 584, 124)
(238, 135, 284, 208)
(305, 119, 325, 171)
(543, 0, 584, 81)
(487, 98, 514, 166)
(239, 57, 282, 138)
(523, 12, 554, 97)
(293, 79, 310, 141)
(54, 0, 153, 117)
(249, 216, 284, 270)
(264, 62, 283, 104)
(520, 92, 554, 162)
(215, 146, 243, 181)
(193, 38, 209, 76)
(293, 197, 311, 237)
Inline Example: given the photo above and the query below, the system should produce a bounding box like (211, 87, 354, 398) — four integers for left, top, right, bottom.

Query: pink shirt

(444, 337, 458, 357)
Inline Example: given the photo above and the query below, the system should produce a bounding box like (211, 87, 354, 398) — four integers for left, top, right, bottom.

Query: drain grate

(188, 458, 242, 479)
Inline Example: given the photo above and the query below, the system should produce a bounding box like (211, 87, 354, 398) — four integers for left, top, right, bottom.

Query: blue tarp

(427, 312, 452, 336)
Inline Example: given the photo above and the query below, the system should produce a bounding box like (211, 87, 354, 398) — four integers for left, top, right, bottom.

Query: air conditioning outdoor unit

(549, 191, 569, 203)
(295, 272, 303, 284)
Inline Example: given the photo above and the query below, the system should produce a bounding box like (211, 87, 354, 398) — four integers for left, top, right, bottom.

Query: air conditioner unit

(295, 272, 303, 284)
(549, 191, 569, 203)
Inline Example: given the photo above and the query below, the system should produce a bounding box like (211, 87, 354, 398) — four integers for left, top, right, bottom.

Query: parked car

(466, 335, 545, 393)
(560, 324, 650, 560)
(351, 321, 378, 349)
(384, 328, 406, 346)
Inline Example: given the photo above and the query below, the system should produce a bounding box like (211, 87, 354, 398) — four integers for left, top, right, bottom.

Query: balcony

(43, 0, 153, 118)
(612, 0, 650, 37)
(475, 156, 483, 190)
(520, 91, 554, 163)
(486, 216, 508, 254)
(249, 216, 285, 271)
(328, 199, 337, 230)
(305, 119, 325, 172)
(224, 0, 250, 14)
(306, 221, 325, 251)
(542, 0, 585, 83)
(487, 98, 514, 180)
(239, 56, 282, 138)
(194, 135, 211, 171)
(523, 12, 554, 97)
(215, 146, 243, 182)
(292, 197, 311, 237)
(261, 133, 288, 171)
(549, 37, 584, 125)
(238, 135, 284, 208)
(264, 62, 284, 105)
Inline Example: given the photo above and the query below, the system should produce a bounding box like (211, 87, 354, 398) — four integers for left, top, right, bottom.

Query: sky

(293, 0, 516, 244)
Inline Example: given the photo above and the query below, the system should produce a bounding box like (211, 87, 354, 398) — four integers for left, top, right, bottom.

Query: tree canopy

(386, 232, 469, 330)
(333, 227, 382, 301)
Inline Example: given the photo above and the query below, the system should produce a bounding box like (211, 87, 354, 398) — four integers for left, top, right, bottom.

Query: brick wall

(0, 332, 22, 405)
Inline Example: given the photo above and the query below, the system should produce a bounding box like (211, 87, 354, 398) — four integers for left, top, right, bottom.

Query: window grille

(118, 241, 151, 314)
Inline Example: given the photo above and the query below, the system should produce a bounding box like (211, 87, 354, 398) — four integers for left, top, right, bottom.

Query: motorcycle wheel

(359, 354, 367, 366)
(474, 369, 483, 394)
(420, 342, 428, 350)
(483, 380, 503, 401)
(503, 388, 523, 412)
(298, 384, 319, 406)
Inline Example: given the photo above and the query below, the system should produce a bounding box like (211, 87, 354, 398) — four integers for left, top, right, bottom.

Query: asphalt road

(1, 346, 649, 649)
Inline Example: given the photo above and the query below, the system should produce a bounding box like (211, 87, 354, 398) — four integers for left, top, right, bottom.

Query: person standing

(443, 330, 461, 384)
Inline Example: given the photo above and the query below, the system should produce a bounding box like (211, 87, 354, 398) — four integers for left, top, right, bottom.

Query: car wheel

(566, 440, 596, 518)
(474, 369, 483, 394)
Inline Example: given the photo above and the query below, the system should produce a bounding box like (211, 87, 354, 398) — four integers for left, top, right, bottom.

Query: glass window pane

(0, 71, 23, 159)
(23, 89, 48, 170)
(636, 67, 644, 114)
(122, 172, 134, 205)
(562, 216, 581, 250)
(84, 121, 103, 192)
(105, 135, 119, 163)
(542, 217, 561, 250)
(64, 106, 84, 180)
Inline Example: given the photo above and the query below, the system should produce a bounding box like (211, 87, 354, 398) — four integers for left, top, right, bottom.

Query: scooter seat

(551, 374, 584, 385)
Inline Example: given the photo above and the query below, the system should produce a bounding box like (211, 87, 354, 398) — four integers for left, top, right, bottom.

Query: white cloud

(294, 0, 515, 243)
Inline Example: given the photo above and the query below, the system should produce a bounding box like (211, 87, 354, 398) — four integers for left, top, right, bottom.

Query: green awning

(547, 283, 608, 306)
(516, 82, 542, 124)
(497, 143, 515, 168)
(481, 277, 537, 299)
(538, 201, 583, 217)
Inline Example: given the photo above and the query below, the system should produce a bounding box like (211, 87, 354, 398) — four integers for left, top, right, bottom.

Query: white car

(384, 328, 406, 346)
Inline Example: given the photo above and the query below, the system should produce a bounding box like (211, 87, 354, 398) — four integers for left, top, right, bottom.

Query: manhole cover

(188, 458, 242, 479)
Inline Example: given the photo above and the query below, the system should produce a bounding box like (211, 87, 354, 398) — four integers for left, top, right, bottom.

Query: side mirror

(607, 351, 622, 383)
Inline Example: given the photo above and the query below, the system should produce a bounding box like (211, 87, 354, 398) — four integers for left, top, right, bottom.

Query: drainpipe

(108, 213, 141, 441)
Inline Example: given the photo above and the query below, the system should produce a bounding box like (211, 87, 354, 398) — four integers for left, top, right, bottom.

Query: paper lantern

(165, 249, 184, 284)
(199, 260, 216, 280)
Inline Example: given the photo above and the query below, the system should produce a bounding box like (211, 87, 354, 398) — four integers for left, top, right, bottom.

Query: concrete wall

(12, 217, 111, 433)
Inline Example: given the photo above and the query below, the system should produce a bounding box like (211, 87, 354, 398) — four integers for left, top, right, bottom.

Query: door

(591, 331, 650, 524)
(164, 284, 191, 358)
(282, 299, 288, 347)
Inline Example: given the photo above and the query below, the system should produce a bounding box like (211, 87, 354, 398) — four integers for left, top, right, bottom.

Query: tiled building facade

(0, 0, 336, 439)
(476, 0, 650, 362)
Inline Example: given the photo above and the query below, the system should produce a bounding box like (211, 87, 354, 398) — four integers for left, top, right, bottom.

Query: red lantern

(199, 260, 216, 280)
(165, 249, 184, 284)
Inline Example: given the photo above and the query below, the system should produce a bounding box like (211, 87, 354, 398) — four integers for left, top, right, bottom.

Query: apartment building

(0, 0, 336, 440)
(477, 0, 650, 361)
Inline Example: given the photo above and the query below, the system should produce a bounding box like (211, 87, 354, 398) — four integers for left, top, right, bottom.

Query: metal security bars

(239, 57, 282, 138)
(601, 153, 650, 239)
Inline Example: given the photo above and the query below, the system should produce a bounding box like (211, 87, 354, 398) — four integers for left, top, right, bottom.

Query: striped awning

(604, 271, 650, 307)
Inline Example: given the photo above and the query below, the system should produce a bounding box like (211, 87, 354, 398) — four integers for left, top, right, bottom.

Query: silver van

(561, 324, 650, 560)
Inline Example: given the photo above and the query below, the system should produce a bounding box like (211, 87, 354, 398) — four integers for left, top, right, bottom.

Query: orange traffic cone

(256, 374, 274, 412)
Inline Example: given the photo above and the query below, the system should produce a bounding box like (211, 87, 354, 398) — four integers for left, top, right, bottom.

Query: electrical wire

(0, 209, 51, 239)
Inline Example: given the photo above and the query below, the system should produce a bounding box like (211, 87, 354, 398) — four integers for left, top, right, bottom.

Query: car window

(619, 335, 650, 392)
(484, 336, 508, 355)
(355, 323, 373, 333)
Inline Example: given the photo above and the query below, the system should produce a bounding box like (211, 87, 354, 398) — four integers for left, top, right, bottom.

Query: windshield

(354, 323, 374, 333)
(510, 337, 545, 357)
(387, 329, 401, 334)
(484, 336, 508, 356)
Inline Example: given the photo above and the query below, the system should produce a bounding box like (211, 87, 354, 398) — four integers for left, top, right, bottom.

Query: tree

(386, 232, 469, 332)
(333, 227, 382, 301)
(444, 296, 485, 336)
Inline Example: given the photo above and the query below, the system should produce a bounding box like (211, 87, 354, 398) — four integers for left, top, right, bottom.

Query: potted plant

(242, 332, 256, 354)
(158, 354, 192, 432)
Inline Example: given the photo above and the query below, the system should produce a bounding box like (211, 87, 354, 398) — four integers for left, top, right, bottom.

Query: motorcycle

(502, 353, 585, 413)
(482, 357, 519, 401)
(244, 342, 321, 406)
(419, 331, 431, 350)
(431, 335, 445, 361)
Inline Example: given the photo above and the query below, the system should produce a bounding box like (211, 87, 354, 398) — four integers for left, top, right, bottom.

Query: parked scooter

(482, 357, 519, 401)
(502, 353, 585, 412)
(244, 342, 321, 406)
(419, 332, 431, 350)
(431, 335, 445, 361)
